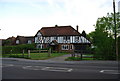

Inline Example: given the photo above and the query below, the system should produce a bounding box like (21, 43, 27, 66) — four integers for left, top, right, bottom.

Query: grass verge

(2, 52, 69, 60)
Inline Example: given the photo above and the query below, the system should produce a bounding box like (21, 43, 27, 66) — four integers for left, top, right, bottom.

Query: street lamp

(113, 0, 118, 61)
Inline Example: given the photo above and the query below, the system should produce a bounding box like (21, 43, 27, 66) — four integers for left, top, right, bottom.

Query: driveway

(47, 54, 71, 61)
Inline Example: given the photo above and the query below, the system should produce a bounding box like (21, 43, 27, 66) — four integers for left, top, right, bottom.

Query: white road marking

(41, 67, 73, 72)
(25, 66, 32, 67)
(100, 70, 120, 74)
(22, 66, 73, 72)
(2, 64, 14, 67)
(22, 66, 44, 70)
(68, 69, 73, 72)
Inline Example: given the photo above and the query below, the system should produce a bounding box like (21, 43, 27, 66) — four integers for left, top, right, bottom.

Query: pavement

(1, 54, 72, 63)
(2, 56, 119, 79)
(1, 55, 119, 79)
(46, 54, 71, 61)
(1, 54, 118, 65)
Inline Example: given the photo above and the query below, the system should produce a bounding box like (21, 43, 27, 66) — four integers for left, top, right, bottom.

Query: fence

(3, 48, 52, 58)
(28, 49, 51, 58)
(71, 49, 95, 60)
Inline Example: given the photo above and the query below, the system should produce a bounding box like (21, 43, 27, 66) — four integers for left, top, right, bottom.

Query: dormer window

(37, 32, 42, 37)
(16, 40, 19, 44)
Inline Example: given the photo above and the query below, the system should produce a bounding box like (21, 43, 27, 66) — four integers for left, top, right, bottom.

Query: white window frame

(75, 36, 79, 43)
(46, 37, 50, 43)
(28, 40, 32, 44)
(62, 45, 69, 50)
(70, 45, 73, 50)
(16, 40, 19, 44)
(54, 37, 58, 40)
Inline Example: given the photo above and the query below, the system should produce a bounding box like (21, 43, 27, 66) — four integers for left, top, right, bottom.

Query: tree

(82, 30, 87, 38)
(88, 12, 120, 60)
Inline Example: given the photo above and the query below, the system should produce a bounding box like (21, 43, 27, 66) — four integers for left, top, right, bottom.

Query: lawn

(65, 54, 94, 61)
(2, 53, 94, 60)
(2, 52, 69, 60)
(30, 53, 69, 60)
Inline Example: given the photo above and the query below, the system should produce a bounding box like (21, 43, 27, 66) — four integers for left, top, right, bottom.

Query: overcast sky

(0, 0, 120, 39)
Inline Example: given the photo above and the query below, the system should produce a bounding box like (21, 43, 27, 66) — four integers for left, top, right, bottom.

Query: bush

(65, 57, 81, 61)
(2, 44, 36, 55)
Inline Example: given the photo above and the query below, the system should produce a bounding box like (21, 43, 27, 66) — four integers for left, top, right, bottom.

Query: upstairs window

(63, 36, 70, 40)
(75, 36, 79, 43)
(37, 32, 42, 37)
(46, 37, 50, 43)
(54, 37, 58, 40)
(16, 40, 19, 44)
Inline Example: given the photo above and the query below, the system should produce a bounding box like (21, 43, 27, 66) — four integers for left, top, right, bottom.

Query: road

(1, 58, 119, 79)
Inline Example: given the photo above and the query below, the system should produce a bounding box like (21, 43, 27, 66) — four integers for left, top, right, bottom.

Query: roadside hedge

(2, 44, 36, 55)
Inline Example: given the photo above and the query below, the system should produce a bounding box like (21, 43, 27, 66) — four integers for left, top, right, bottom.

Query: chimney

(76, 25, 79, 31)
(55, 25, 58, 27)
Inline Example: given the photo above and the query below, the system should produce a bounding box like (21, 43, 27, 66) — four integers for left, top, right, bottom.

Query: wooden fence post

(28, 50, 30, 58)
(39, 49, 41, 53)
(10, 49, 12, 57)
(48, 48, 51, 57)
(71, 50, 75, 57)
(22, 50, 24, 57)
(81, 50, 83, 60)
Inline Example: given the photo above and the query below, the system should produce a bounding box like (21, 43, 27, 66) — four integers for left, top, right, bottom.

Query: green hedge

(65, 57, 81, 61)
(2, 44, 36, 55)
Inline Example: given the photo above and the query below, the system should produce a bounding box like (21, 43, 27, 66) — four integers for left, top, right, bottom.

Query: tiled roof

(39, 25, 81, 36)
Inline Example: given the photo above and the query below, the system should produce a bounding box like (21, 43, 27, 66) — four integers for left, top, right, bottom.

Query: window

(63, 36, 70, 40)
(16, 40, 19, 44)
(62, 45, 69, 50)
(70, 45, 73, 50)
(46, 37, 50, 43)
(37, 44, 43, 49)
(67, 36, 70, 40)
(63, 36, 70, 43)
(75, 36, 79, 43)
(37, 32, 42, 37)
(63, 36, 66, 40)
(54, 37, 58, 40)
(38, 36, 43, 43)
(28, 40, 32, 44)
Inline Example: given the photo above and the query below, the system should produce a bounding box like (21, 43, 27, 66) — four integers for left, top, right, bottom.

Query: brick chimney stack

(76, 25, 79, 32)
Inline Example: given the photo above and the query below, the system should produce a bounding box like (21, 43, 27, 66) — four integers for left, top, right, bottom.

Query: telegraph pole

(113, 0, 118, 61)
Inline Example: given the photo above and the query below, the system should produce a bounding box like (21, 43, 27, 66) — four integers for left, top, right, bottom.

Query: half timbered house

(35, 25, 91, 52)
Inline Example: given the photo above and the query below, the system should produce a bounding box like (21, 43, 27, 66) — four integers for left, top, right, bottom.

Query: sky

(0, 0, 120, 39)
(118, 1, 120, 12)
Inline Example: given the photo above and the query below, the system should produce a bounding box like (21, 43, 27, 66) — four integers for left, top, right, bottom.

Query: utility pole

(113, 0, 118, 61)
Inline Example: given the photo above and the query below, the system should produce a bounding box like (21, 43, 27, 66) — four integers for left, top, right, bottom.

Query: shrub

(65, 57, 81, 61)
(2, 44, 36, 55)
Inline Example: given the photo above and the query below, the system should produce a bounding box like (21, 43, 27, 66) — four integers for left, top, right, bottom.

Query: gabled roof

(37, 25, 81, 36)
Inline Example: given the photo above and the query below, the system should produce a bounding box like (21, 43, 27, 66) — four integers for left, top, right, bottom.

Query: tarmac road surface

(1, 58, 119, 79)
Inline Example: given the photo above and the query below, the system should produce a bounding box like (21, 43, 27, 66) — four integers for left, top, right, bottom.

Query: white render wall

(35, 35, 90, 44)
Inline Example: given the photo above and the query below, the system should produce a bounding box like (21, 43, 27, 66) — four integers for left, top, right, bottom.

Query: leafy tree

(88, 12, 120, 60)
(82, 30, 87, 38)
